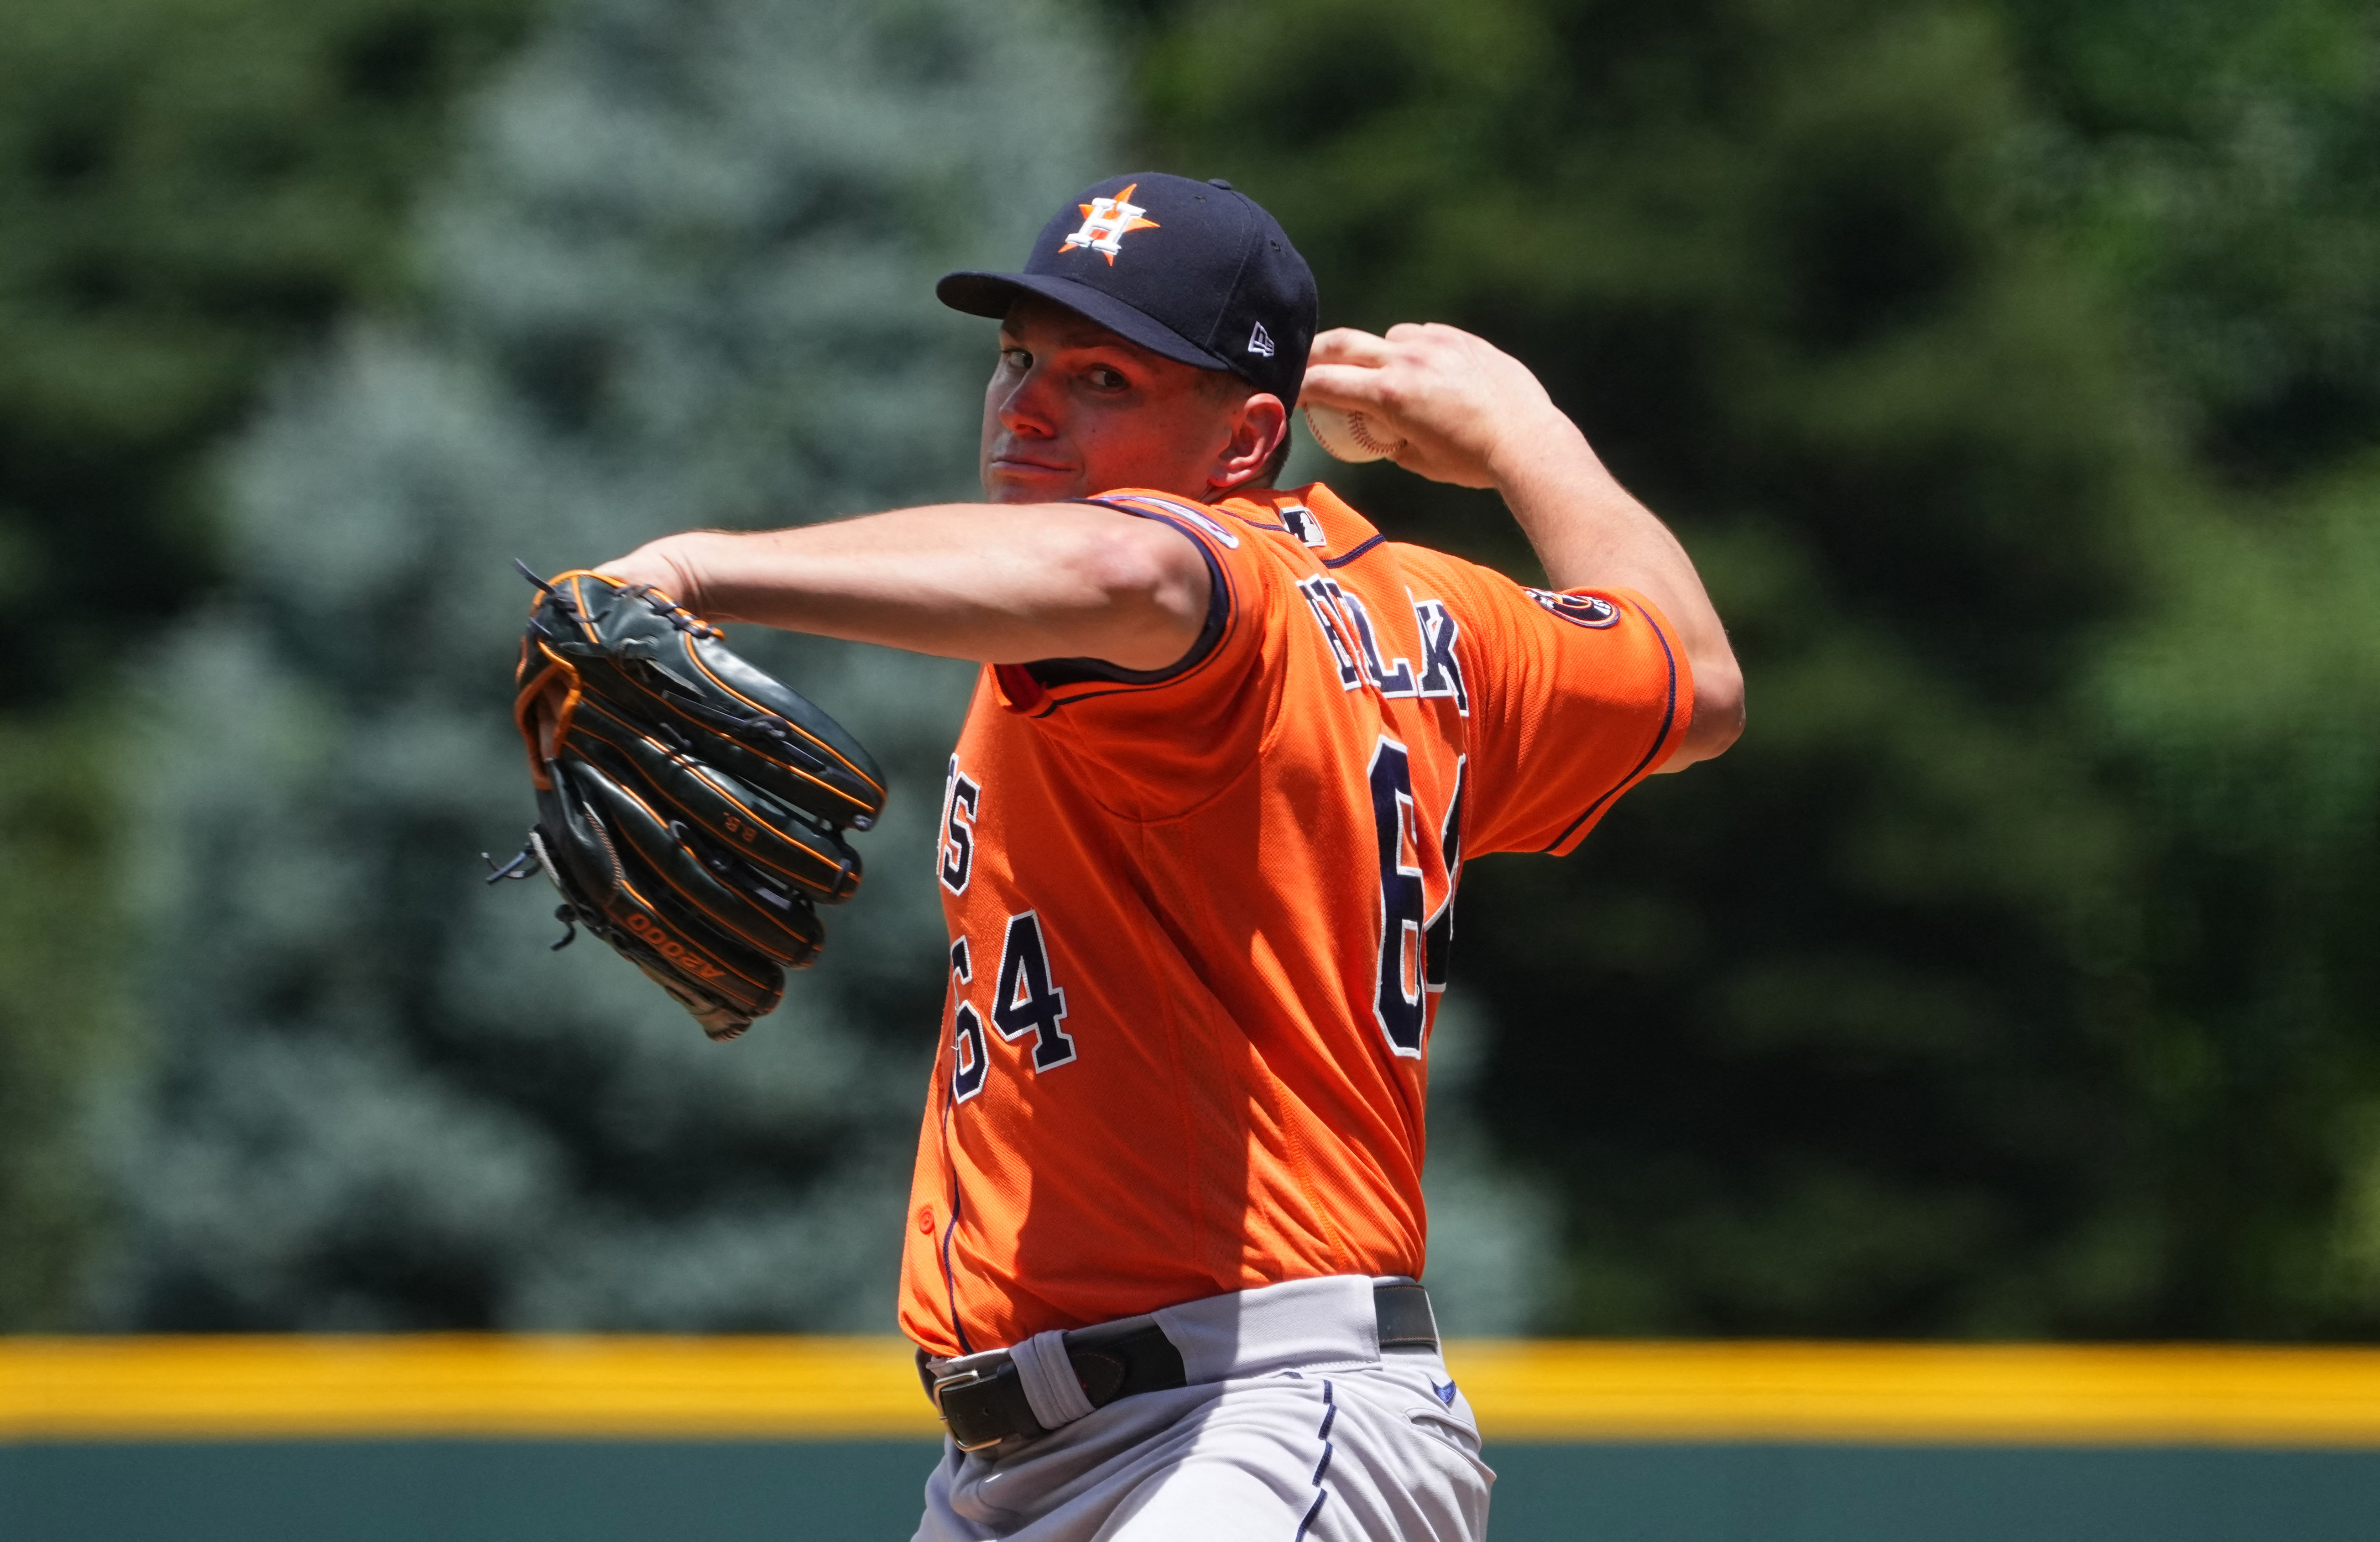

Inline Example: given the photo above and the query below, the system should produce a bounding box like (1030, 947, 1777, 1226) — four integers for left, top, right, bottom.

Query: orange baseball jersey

(898, 481, 1691, 1357)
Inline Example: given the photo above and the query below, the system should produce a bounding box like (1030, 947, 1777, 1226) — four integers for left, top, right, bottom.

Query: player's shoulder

(1207, 482, 1383, 567)
(1091, 481, 1565, 619)
(1195, 482, 1523, 619)
(1203, 481, 1482, 594)
(1088, 481, 1389, 575)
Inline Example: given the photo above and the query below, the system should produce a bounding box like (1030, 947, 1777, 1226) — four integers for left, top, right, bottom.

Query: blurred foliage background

(3, 0, 2378, 1341)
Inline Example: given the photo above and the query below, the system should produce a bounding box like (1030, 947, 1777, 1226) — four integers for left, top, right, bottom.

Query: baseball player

(589, 173, 1742, 1540)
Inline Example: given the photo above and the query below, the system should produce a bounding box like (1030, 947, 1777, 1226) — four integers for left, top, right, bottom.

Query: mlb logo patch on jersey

(1524, 588, 1622, 629)
(1279, 504, 1328, 547)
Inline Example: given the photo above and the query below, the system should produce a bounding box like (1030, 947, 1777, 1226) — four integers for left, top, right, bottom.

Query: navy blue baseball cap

(937, 172, 1318, 405)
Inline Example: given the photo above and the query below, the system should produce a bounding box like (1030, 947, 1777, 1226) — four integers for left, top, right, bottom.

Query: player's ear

(1211, 392, 1288, 492)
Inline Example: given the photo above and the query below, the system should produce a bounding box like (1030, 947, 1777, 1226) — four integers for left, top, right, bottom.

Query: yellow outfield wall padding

(1444, 1341, 2380, 1446)
(0, 1337, 941, 1441)
(4, 1337, 2379, 1446)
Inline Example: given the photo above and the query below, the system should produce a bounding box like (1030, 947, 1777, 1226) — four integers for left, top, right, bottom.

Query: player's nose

(994, 360, 1063, 438)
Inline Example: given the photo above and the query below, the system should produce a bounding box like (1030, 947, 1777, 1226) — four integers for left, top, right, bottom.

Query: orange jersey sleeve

(1389, 548, 1693, 857)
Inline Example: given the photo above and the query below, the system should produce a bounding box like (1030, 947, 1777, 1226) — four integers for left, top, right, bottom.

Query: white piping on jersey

(1095, 492, 1242, 549)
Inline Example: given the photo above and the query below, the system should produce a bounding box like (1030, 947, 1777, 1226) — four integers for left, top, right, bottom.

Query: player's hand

(593, 540, 702, 611)
(525, 541, 701, 758)
(1301, 324, 1581, 490)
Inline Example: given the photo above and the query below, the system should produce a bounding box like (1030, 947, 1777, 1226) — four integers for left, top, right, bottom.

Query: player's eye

(1085, 366, 1127, 391)
(999, 346, 1031, 372)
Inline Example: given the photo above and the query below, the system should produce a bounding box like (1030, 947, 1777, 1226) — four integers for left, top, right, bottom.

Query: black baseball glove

(491, 565, 886, 1040)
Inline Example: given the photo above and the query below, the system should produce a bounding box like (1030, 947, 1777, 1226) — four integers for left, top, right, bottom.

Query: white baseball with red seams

(1304, 402, 1407, 463)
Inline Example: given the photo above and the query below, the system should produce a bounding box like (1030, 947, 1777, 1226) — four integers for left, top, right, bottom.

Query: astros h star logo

(1060, 183, 1160, 265)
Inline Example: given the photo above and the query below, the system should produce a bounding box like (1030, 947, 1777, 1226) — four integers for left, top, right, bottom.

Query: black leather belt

(919, 1281, 1439, 1452)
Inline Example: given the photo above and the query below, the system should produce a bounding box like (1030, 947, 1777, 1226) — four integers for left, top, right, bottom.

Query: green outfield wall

(5, 1438, 2378, 1540)
(5, 1338, 2376, 1540)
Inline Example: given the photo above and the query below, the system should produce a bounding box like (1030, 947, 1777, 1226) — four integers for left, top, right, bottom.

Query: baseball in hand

(1303, 402, 1405, 464)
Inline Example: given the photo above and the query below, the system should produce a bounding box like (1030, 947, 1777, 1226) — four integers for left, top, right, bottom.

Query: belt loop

(1011, 1329, 1096, 1429)
(1373, 1281, 1439, 1350)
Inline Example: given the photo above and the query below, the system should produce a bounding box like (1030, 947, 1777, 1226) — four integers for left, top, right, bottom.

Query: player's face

(982, 297, 1274, 503)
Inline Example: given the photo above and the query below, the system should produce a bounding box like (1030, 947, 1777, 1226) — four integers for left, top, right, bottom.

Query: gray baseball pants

(911, 1275, 1494, 1542)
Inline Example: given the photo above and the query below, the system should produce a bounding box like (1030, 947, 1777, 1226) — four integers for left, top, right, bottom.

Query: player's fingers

(1306, 328, 1391, 368)
(1298, 361, 1395, 411)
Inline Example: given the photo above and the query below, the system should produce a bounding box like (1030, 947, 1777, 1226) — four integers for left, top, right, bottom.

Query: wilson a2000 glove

(492, 566, 886, 1040)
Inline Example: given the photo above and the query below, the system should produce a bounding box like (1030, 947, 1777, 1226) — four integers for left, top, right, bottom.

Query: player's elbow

(1670, 655, 1744, 769)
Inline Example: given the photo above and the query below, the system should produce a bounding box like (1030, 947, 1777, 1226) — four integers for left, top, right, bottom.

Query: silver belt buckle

(929, 1355, 1013, 1453)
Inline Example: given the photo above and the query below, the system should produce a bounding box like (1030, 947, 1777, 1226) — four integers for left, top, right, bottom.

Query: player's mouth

(985, 450, 1080, 494)
(988, 449, 1073, 475)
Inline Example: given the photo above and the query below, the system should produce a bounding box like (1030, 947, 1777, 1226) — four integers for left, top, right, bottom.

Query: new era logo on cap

(935, 172, 1319, 406)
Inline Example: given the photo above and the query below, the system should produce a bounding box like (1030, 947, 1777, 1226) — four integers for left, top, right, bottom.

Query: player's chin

(984, 459, 1085, 503)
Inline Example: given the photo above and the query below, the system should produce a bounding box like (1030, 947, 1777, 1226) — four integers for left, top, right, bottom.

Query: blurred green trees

(0, 711, 121, 1327)
(0, 0, 535, 1326)
(0, 0, 538, 702)
(1139, 0, 2380, 1337)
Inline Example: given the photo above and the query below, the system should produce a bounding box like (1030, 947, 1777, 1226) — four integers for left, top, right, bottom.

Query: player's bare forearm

(600, 503, 1210, 672)
(1303, 324, 1743, 767)
(1489, 421, 1743, 767)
